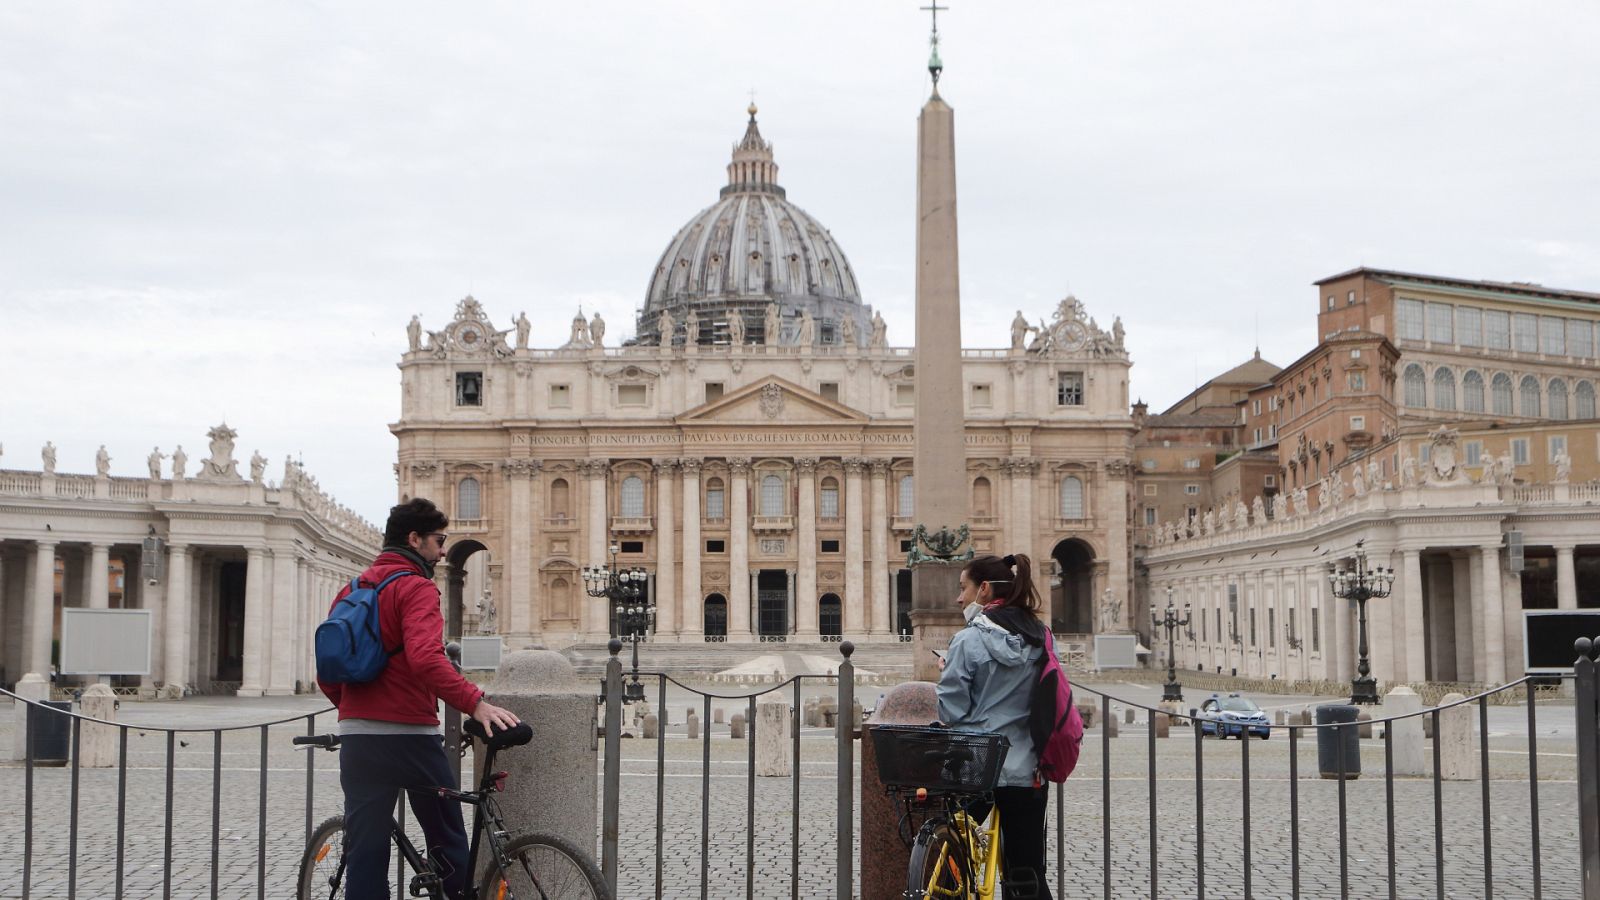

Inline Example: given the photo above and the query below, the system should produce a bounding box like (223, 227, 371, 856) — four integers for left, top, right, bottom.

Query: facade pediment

(680, 376, 867, 424)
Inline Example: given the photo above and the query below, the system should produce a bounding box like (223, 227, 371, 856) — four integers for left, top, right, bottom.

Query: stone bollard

(729, 713, 746, 740)
(79, 683, 121, 768)
(1423, 713, 1433, 740)
(1153, 713, 1170, 739)
(1274, 710, 1287, 726)
(1104, 710, 1119, 738)
(820, 695, 839, 728)
(1356, 710, 1373, 739)
(853, 701, 864, 728)
(686, 711, 701, 739)
(1382, 686, 1426, 776)
(1124, 707, 1135, 725)
(10, 673, 49, 762)
(713, 707, 725, 725)
(1435, 692, 1478, 780)
(755, 701, 791, 777)
(478, 651, 598, 859)
(1296, 708, 1313, 727)
(805, 698, 822, 728)
(642, 714, 659, 739)
(861, 681, 939, 900)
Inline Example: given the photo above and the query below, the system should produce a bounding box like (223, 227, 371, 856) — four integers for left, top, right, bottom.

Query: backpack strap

(354, 571, 428, 658)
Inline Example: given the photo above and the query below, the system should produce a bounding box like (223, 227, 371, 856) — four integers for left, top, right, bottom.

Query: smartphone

(930, 649, 945, 660)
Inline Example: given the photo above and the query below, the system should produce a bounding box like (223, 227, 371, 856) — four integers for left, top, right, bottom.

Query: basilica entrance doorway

(819, 593, 842, 637)
(1051, 539, 1095, 634)
(895, 569, 912, 635)
(757, 570, 788, 638)
(703, 594, 727, 639)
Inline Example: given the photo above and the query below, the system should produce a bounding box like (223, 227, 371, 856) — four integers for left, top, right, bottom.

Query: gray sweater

(935, 612, 1045, 788)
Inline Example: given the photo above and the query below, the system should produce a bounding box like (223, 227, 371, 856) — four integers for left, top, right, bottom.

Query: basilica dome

(638, 106, 869, 346)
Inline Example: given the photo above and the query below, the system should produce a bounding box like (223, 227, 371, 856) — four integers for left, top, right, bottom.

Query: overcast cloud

(3, 2, 1597, 523)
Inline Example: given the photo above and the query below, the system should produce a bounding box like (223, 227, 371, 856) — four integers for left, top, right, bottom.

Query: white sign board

(459, 636, 503, 672)
(60, 608, 153, 676)
(1093, 634, 1139, 670)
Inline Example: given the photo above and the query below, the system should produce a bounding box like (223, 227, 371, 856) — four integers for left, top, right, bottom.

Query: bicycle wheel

(907, 819, 973, 900)
(493, 832, 610, 900)
(298, 815, 347, 900)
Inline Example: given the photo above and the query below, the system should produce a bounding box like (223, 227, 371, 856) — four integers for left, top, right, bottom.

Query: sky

(3, 2, 1597, 524)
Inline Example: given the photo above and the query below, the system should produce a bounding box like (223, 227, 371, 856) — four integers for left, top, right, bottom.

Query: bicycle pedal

(408, 873, 442, 896)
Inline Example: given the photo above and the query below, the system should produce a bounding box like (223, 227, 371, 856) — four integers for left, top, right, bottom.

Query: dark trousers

(339, 734, 470, 900)
(993, 784, 1053, 900)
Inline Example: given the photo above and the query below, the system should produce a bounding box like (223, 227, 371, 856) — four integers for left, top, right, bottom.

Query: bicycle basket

(870, 725, 1009, 793)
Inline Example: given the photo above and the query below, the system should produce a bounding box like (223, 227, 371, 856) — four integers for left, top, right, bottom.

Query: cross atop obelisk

(909, 3, 970, 682)
(920, 2, 947, 86)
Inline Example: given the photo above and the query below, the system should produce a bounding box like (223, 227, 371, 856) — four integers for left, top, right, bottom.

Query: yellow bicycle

(871, 725, 1012, 900)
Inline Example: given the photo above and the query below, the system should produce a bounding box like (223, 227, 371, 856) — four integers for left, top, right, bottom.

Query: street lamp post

(1327, 539, 1394, 705)
(1151, 586, 1192, 702)
(583, 544, 652, 704)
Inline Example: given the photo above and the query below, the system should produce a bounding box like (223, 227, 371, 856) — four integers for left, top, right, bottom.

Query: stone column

(163, 544, 191, 695)
(1399, 549, 1424, 684)
(679, 459, 703, 640)
(1103, 462, 1131, 630)
(583, 459, 610, 638)
(1556, 544, 1578, 610)
(1450, 553, 1474, 685)
(869, 460, 891, 635)
(1479, 544, 1506, 685)
(653, 459, 678, 638)
(87, 543, 111, 609)
(795, 458, 819, 639)
(728, 458, 753, 638)
(1010, 459, 1039, 619)
(504, 459, 536, 642)
(238, 546, 267, 696)
(843, 458, 866, 637)
(24, 541, 57, 676)
(268, 547, 298, 695)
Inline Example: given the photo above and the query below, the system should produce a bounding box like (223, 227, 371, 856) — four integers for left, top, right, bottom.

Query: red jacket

(317, 551, 484, 725)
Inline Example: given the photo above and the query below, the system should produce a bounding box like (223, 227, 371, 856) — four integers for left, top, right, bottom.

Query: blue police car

(1198, 693, 1271, 740)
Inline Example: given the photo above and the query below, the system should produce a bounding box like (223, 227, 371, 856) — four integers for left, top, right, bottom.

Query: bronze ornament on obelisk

(908, 19, 972, 684)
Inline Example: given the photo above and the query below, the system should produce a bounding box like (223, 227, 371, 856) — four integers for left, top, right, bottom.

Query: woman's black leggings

(992, 784, 1052, 900)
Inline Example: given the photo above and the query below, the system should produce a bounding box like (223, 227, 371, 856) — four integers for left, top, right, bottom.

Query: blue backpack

(315, 572, 418, 684)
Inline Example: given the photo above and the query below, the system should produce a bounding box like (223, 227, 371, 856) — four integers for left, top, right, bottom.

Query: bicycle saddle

(465, 719, 533, 750)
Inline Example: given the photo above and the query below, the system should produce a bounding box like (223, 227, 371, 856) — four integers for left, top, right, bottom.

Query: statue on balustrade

(148, 447, 164, 480)
(41, 441, 56, 475)
(839, 313, 856, 349)
(515, 311, 531, 350)
(727, 311, 745, 345)
(407, 314, 422, 351)
(172, 445, 187, 479)
(95, 445, 110, 477)
(590, 312, 606, 347)
(250, 451, 267, 484)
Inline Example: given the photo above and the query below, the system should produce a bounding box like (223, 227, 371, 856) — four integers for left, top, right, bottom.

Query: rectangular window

(1457, 307, 1483, 347)
(900, 539, 914, 553)
(1327, 295, 1336, 311)
(1347, 290, 1357, 306)
(1252, 399, 1262, 416)
(1311, 608, 1320, 652)
(1265, 474, 1277, 488)
(1349, 371, 1366, 391)
(1465, 441, 1483, 465)
(705, 487, 725, 519)
(1253, 427, 1262, 444)
(455, 372, 483, 406)
(1143, 483, 1158, 496)
(820, 539, 841, 553)
(1550, 435, 1568, 462)
(704, 382, 725, 403)
(1269, 424, 1277, 439)
(895, 383, 915, 406)
(1183, 458, 1201, 469)
(548, 383, 571, 407)
(1514, 313, 1539, 352)
(1201, 605, 1208, 641)
(1187, 506, 1199, 520)
(819, 382, 840, 403)
(1268, 608, 1276, 648)
(1143, 507, 1156, 526)
(1484, 310, 1511, 350)
(1056, 371, 1085, 406)
(820, 485, 840, 518)
(1396, 299, 1424, 341)
(705, 539, 726, 553)
(1184, 484, 1200, 495)
(1427, 302, 1454, 344)
(1569, 319, 1594, 358)
(970, 383, 992, 408)
(618, 384, 648, 405)
(1249, 608, 1257, 646)
(1216, 608, 1223, 642)
(1351, 415, 1366, 431)
(1541, 316, 1566, 355)
(619, 541, 644, 554)
(1512, 438, 1530, 465)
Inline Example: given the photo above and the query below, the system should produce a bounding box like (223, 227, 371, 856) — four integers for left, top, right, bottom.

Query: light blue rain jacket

(935, 611, 1044, 788)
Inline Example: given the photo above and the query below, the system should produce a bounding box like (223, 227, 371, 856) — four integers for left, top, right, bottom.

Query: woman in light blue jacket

(936, 553, 1053, 900)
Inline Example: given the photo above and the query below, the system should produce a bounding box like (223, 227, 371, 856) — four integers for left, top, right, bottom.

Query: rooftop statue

(590, 312, 605, 347)
(95, 445, 111, 477)
(42, 441, 56, 475)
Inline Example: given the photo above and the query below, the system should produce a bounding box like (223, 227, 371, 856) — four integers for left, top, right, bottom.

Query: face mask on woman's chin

(963, 601, 982, 623)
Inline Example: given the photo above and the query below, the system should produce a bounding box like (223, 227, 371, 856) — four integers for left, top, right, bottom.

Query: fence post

(1577, 637, 1600, 899)
(601, 639, 623, 896)
(837, 642, 855, 899)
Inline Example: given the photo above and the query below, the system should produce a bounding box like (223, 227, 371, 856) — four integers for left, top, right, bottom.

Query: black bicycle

(294, 719, 608, 900)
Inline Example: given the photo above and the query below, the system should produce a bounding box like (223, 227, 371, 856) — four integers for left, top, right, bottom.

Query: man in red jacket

(318, 498, 519, 900)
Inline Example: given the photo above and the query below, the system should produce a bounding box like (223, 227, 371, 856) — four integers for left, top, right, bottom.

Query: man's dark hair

(384, 497, 449, 548)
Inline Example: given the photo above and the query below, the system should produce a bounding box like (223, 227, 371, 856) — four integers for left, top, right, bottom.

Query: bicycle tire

(298, 815, 347, 900)
(907, 818, 973, 900)
(493, 832, 610, 900)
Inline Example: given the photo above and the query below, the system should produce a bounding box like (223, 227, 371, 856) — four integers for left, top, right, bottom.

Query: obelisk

(909, 19, 970, 683)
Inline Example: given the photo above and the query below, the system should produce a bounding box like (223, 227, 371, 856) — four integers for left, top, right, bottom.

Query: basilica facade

(394, 109, 1138, 650)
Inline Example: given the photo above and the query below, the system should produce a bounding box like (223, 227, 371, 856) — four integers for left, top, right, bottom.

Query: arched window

(620, 475, 645, 517)
(760, 474, 785, 516)
(1492, 373, 1513, 415)
(457, 477, 481, 519)
(704, 477, 726, 519)
(1577, 381, 1596, 419)
(1432, 367, 1456, 411)
(971, 476, 993, 516)
(1520, 375, 1542, 417)
(1059, 476, 1085, 519)
(1462, 370, 1485, 413)
(1549, 378, 1569, 420)
(549, 478, 570, 519)
(898, 475, 914, 516)
(1402, 364, 1426, 407)
(819, 477, 840, 519)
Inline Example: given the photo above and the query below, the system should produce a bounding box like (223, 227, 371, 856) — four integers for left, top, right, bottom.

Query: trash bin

(27, 700, 72, 766)
(1315, 704, 1360, 780)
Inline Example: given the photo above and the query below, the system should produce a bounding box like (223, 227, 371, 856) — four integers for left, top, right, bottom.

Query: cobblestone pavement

(1, 683, 1587, 899)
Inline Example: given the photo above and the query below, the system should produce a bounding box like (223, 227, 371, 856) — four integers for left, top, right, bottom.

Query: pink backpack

(1032, 631, 1084, 783)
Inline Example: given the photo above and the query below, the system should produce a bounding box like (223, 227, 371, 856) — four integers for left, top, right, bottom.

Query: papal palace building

(395, 108, 1137, 650)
